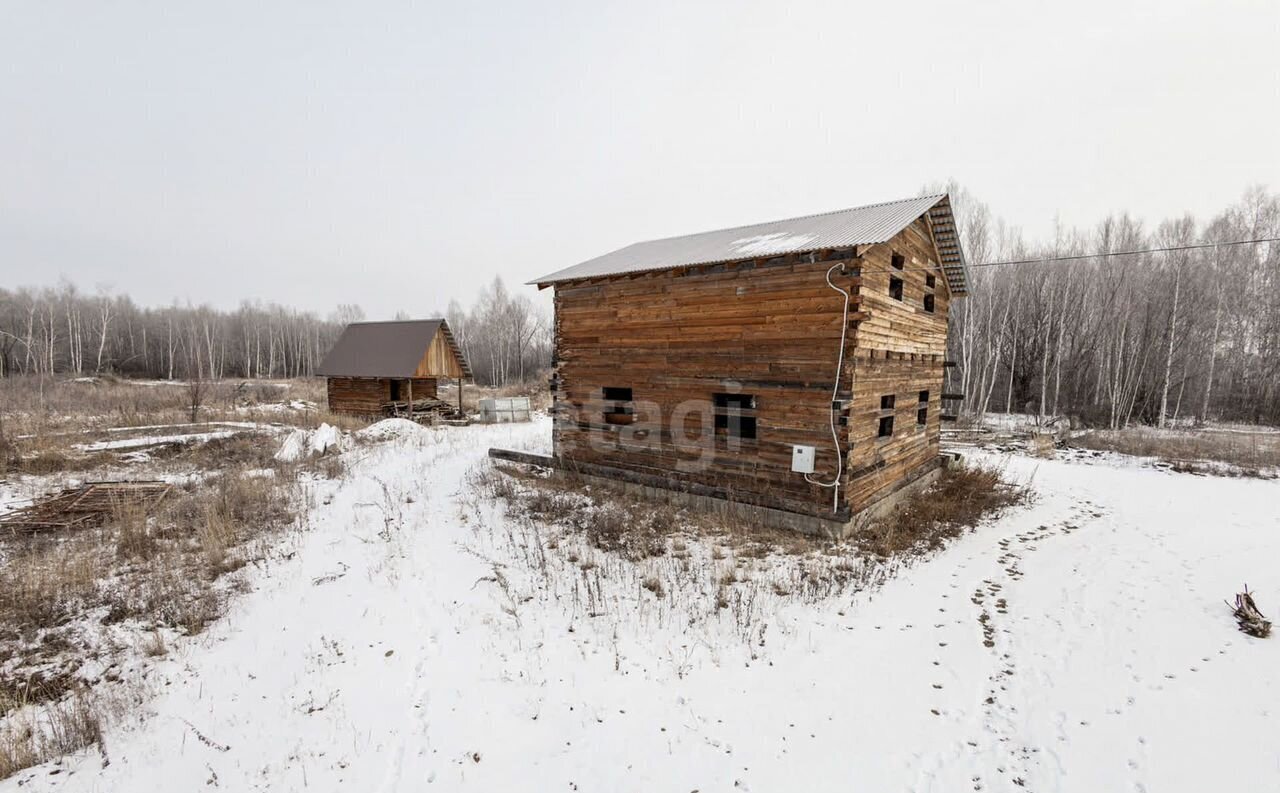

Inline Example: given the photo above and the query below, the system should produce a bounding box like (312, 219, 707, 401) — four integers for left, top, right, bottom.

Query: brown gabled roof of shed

(317, 319, 472, 379)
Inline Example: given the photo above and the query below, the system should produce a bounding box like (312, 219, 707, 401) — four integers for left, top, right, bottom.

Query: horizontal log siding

(552, 258, 858, 514)
(551, 215, 954, 520)
(327, 376, 438, 416)
(844, 217, 951, 513)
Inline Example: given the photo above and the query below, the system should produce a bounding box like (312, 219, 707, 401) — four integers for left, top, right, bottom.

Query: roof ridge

(348, 318, 445, 325)
(528, 191, 965, 290)
(627, 193, 947, 247)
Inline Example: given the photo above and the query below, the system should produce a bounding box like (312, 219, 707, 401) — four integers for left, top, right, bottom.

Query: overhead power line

(855, 236, 1280, 276)
(966, 237, 1280, 270)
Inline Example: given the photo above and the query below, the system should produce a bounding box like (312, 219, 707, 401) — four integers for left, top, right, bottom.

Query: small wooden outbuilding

(317, 319, 471, 418)
(519, 193, 970, 534)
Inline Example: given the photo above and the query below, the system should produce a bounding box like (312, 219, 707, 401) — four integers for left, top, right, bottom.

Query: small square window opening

(713, 392, 758, 440)
(602, 386, 635, 425)
(878, 415, 894, 438)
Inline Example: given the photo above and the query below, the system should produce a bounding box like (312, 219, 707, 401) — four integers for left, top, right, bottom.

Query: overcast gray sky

(3, 0, 1278, 319)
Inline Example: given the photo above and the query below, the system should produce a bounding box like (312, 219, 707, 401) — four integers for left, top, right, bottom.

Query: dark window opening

(889, 277, 904, 301)
(919, 390, 929, 403)
(917, 407, 928, 427)
(925, 274, 936, 288)
(602, 386, 635, 425)
(923, 293, 935, 313)
(880, 394, 896, 410)
(891, 252, 905, 270)
(713, 393, 756, 410)
(389, 380, 402, 401)
(878, 415, 894, 438)
(714, 413, 758, 439)
(713, 392, 758, 439)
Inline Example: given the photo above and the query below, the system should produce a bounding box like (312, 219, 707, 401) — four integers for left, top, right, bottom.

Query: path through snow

(7, 417, 1278, 792)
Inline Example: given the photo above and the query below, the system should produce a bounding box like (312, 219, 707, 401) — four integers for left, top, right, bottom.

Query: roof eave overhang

(529, 245, 873, 289)
(926, 197, 970, 297)
(530, 193, 972, 294)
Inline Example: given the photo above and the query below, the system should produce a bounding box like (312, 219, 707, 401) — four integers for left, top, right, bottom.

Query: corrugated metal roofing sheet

(530, 193, 969, 294)
(317, 319, 472, 379)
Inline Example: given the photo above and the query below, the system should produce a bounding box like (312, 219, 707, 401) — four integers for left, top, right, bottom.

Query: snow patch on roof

(729, 232, 818, 256)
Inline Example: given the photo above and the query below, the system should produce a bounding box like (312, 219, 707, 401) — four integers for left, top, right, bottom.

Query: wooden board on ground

(0, 481, 173, 535)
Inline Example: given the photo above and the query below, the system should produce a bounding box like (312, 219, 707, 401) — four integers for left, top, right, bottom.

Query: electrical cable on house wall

(806, 262, 851, 512)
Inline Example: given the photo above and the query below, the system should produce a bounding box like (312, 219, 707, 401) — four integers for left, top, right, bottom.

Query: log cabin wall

(408, 378, 439, 400)
(551, 213, 954, 521)
(551, 255, 862, 518)
(326, 376, 438, 416)
(843, 216, 951, 513)
(327, 377, 388, 415)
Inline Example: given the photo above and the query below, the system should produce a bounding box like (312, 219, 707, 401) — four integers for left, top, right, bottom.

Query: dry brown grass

(0, 374, 322, 477)
(467, 464, 895, 649)
(479, 460, 1027, 580)
(0, 539, 105, 632)
(475, 467, 698, 561)
(1, 470, 296, 635)
(0, 374, 331, 780)
(467, 460, 1024, 655)
(1067, 427, 1280, 476)
(0, 466, 302, 779)
(0, 688, 105, 780)
(150, 432, 280, 470)
(854, 463, 1026, 558)
(0, 374, 328, 438)
(0, 425, 115, 477)
(478, 463, 823, 560)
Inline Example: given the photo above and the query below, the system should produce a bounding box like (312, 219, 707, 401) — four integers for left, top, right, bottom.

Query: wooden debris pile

(384, 397, 468, 425)
(1229, 586, 1271, 638)
(0, 481, 172, 535)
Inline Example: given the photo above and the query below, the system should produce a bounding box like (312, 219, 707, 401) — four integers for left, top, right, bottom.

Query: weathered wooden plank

(550, 214, 952, 516)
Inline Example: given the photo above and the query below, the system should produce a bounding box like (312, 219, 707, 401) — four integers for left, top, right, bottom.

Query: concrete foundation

(487, 448, 962, 539)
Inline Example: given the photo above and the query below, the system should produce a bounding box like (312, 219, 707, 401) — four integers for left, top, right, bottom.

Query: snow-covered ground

(6, 416, 1278, 792)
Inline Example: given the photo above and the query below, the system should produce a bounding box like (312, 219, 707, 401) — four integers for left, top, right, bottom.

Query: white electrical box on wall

(791, 445, 815, 474)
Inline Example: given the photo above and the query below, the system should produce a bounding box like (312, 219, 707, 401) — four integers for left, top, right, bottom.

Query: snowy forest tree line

(2, 185, 1277, 424)
(0, 277, 551, 388)
(943, 184, 1280, 426)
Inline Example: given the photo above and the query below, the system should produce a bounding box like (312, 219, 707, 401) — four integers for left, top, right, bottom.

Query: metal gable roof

(530, 193, 969, 295)
(317, 319, 472, 379)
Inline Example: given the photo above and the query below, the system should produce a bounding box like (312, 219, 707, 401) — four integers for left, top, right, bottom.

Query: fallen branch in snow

(181, 718, 232, 752)
(1228, 586, 1271, 638)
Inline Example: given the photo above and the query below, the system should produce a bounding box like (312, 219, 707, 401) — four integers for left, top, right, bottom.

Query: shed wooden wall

(415, 332, 467, 379)
(327, 376, 439, 416)
(550, 213, 952, 520)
